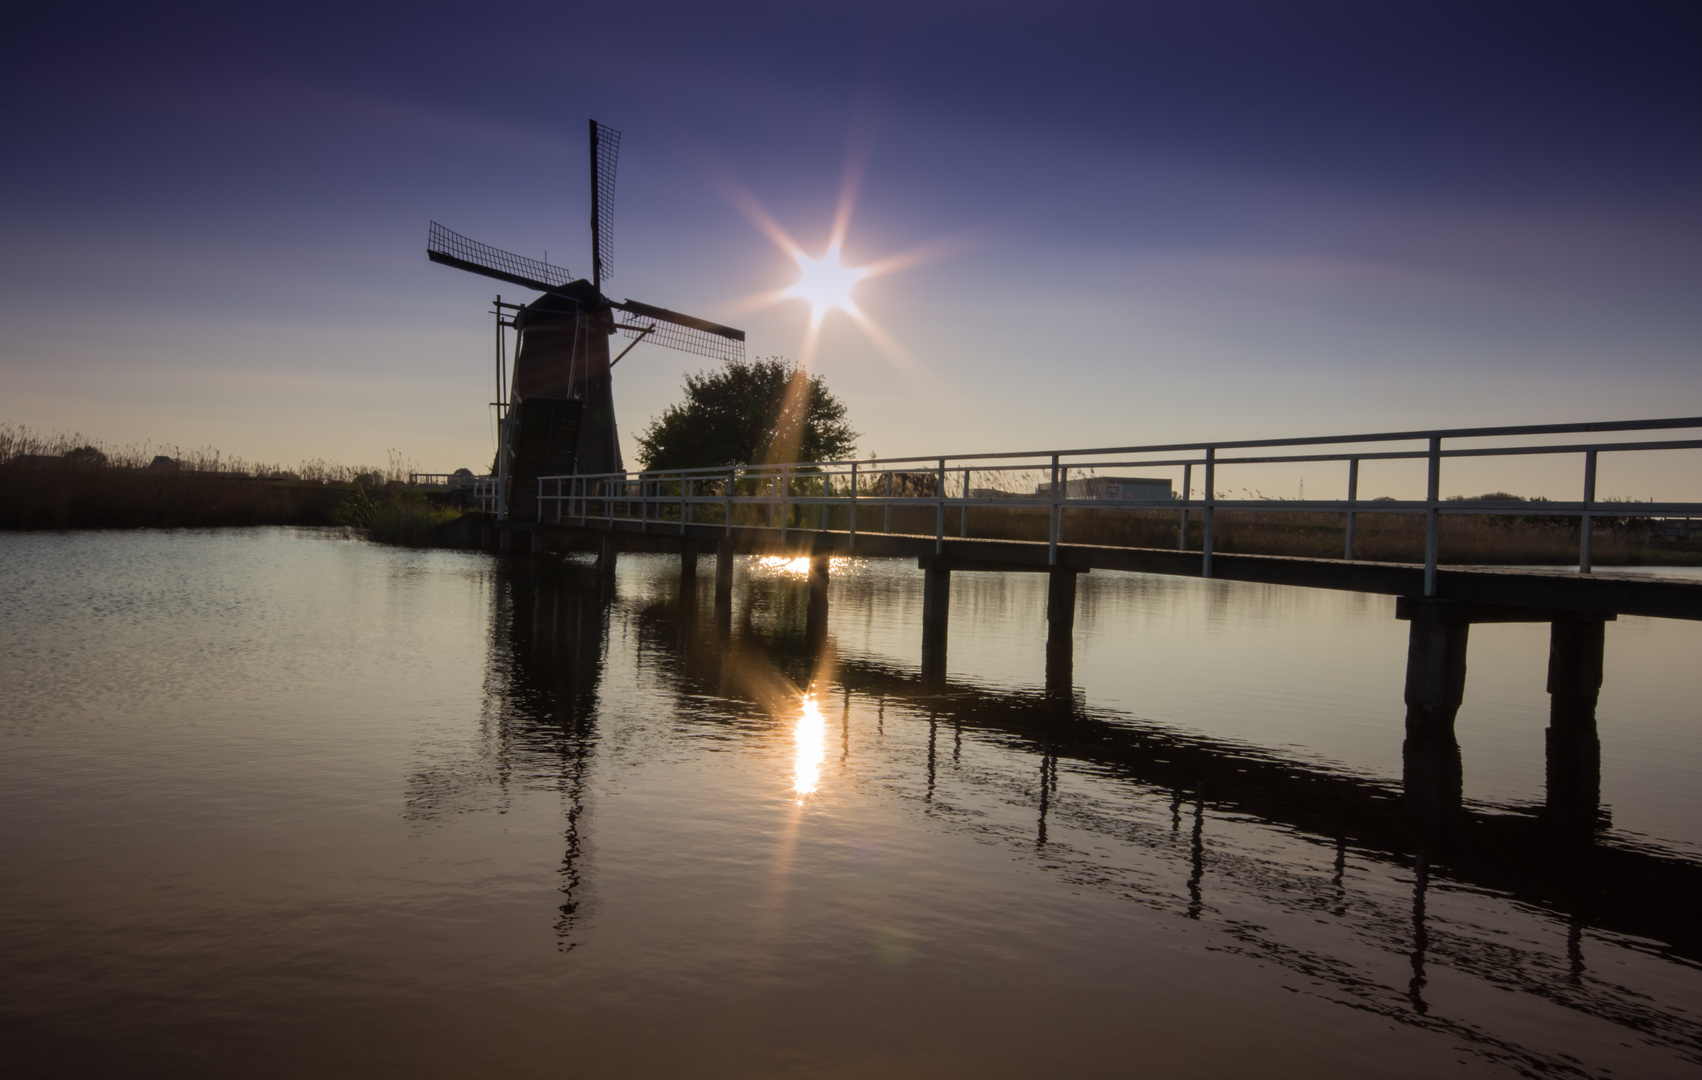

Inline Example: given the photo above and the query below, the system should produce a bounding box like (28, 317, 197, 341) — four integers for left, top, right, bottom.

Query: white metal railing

(410, 472, 484, 493)
(472, 475, 499, 513)
(534, 416, 1702, 596)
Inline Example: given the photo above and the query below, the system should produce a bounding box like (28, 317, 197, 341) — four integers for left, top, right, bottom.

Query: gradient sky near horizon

(2, 1, 1698, 497)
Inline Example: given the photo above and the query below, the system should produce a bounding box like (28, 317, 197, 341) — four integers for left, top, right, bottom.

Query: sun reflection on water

(794, 693, 826, 797)
(757, 555, 815, 575)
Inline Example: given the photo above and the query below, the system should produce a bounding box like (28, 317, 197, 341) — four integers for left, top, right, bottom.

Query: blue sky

(2, 1, 1698, 496)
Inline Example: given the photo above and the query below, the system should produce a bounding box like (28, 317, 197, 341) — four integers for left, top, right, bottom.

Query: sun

(785, 242, 867, 322)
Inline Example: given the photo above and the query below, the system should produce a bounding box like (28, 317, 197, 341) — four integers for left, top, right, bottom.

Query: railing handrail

(530, 418, 1702, 593)
(548, 433, 1702, 485)
(540, 416, 1702, 479)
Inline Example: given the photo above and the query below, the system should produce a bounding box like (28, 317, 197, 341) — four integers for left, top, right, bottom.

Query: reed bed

(0, 421, 439, 531)
(0, 421, 413, 483)
(0, 468, 353, 530)
(331, 485, 467, 547)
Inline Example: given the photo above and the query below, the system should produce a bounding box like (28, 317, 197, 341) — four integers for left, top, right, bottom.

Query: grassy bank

(959, 505, 1701, 566)
(331, 485, 470, 547)
(0, 465, 356, 529)
(0, 421, 473, 540)
(0, 463, 478, 544)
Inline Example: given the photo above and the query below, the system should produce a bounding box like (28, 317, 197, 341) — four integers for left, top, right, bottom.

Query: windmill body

(505, 283, 619, 520)
(427, 120, 744, 521)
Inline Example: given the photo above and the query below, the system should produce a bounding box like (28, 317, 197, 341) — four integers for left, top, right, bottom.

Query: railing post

(849, 463, 858, 549)
(935, 458, 946, 554)
(1048, 454, 1061, 566)
(781, 467, 790, 541)
(681, 472, 689, 534)
(884, 471, 892, 534)
(1424, 437, 1441, 597)
(1201, 448, 1215, 578)
(961, 467, 971, 538)
(641, 474, 649, 532)
(725, 467, 733, 537)
(1344, 457, 1359, 560)
(1580, 449, 1597, 574)
(1179, 462, 1191, 550)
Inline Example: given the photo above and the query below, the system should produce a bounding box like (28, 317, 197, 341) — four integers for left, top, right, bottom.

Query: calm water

(3, 528, 1701, 1077)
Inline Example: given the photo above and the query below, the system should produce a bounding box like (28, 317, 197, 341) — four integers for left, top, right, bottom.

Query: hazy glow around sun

(785, 243, 867, 321)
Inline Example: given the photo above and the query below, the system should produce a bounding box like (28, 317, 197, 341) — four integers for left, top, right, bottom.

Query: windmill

(428, 119, 745, 520)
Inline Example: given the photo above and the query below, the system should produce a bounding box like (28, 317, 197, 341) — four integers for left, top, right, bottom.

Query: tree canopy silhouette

(636, 357, 857, 471)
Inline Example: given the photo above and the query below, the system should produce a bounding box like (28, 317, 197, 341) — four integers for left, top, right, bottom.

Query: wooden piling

(921, 557, 951, 690)
(680, 537, 698, 584)
(1545, 618, 1607, 829)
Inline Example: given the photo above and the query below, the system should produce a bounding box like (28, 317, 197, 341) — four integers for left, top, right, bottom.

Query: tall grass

(0, 421, 416, 483)
(332, 485, 468, 547)
(0, 421, 442, 531)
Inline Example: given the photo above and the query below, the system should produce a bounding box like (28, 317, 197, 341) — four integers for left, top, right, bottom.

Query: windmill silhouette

(428, 120, 745, 520)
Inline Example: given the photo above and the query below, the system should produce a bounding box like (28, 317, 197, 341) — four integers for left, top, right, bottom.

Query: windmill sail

(612, 299, 745, 362)
(427, 222, 575, 294)
(589, 121, 620, 289)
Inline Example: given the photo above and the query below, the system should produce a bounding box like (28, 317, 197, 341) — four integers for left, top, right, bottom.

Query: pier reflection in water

(4, 530, 1702, 1078)
(448, 549, 1702, 1076)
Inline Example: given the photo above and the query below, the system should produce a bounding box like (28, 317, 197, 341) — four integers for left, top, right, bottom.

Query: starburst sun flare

(784, 242, 868, 323)
(710, 152, 973, 377)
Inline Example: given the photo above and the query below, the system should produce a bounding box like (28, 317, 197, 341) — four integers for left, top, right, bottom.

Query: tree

(636, 356, 857, 471)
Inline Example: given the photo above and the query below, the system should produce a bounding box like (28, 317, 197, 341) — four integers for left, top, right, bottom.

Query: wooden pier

(483, 415, 1702, 834)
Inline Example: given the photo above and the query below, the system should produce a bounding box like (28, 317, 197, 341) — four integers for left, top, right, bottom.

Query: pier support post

(807, 553, 830, 647)
(597, 533, 618, 580)
(1401, 599, 1468, 830)
(1402, 601, 1470, 741)
(713, 539, 735, 636)
(530, 529, 549, 555)
(680, 537, 698, 586)
(714, 539, 735, 602)
(1046, 569, 1078, 699)
(499, 527, 515, 552)
(921, 557, 951, 691)
(1545, 618, 1606, 831)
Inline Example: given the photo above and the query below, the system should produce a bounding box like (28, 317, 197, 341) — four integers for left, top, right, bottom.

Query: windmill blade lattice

(613, 299, 745, 363)
(427, 222, 574, 293)
(590, 121, 620, 287)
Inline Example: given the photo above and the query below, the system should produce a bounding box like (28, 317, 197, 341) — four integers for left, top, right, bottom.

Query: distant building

(1035, 475, 1173, 501)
